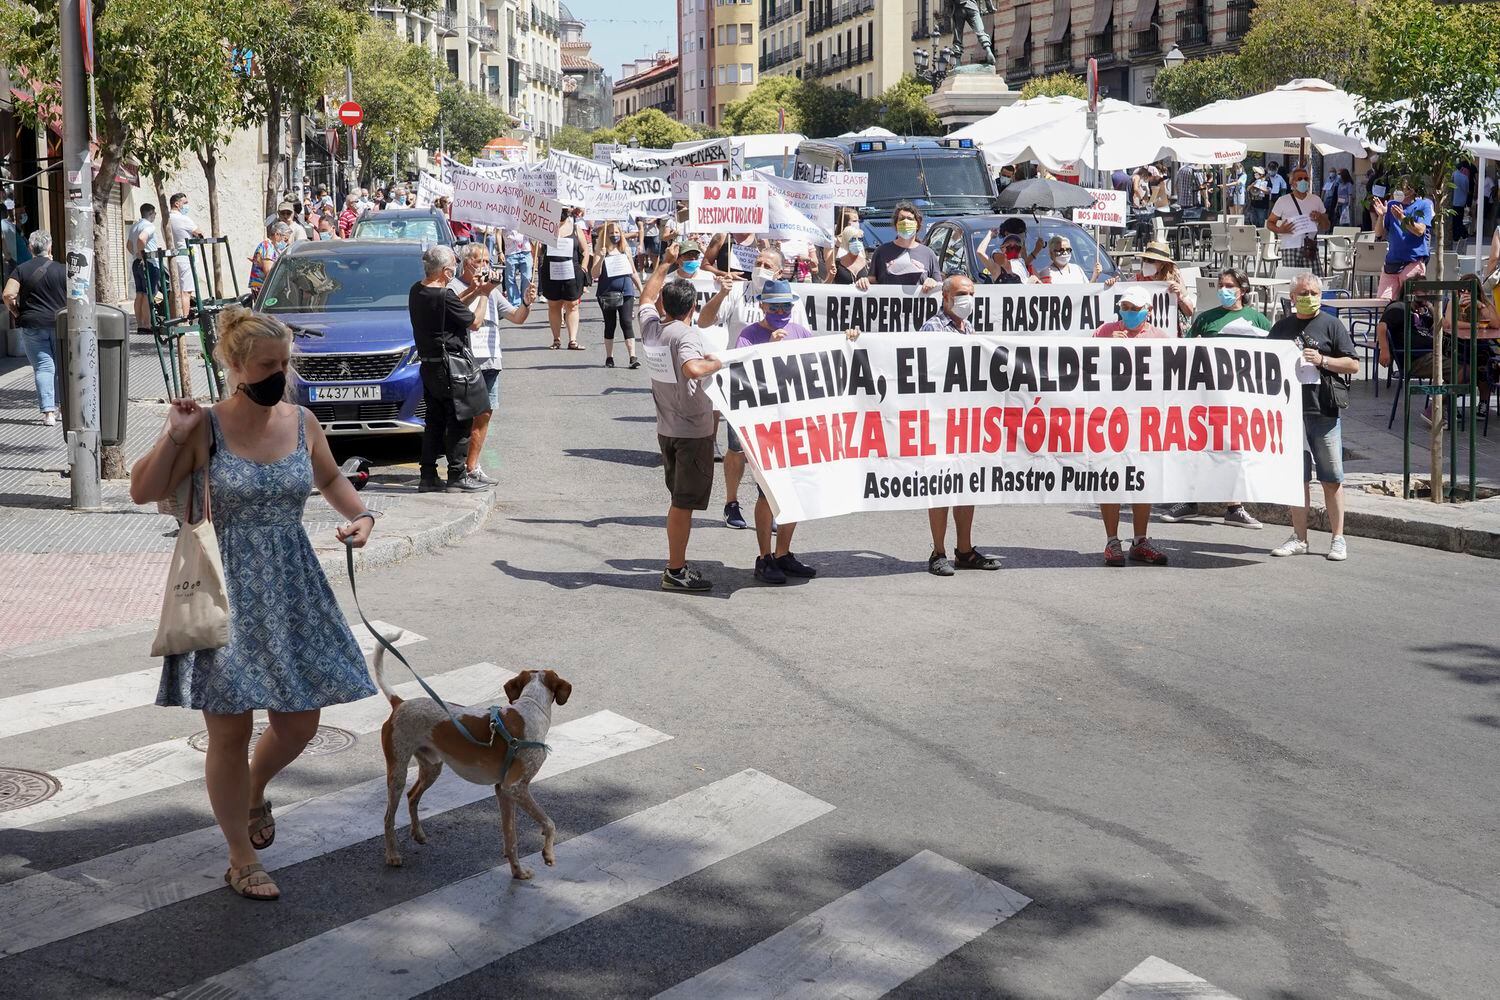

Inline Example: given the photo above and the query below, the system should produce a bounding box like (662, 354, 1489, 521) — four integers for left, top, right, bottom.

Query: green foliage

(1150, 54, 1248, 116)
(721, 76, 804, 135)
(606, 109, 702, 148)
(550, 125, 596, 157)
(353, 21, 443, 181)
(1018, 73, 1087, 102)
(1236, 0, 1373, 92)
(430, 84, 511, 161)
(871, 75, 940, 136)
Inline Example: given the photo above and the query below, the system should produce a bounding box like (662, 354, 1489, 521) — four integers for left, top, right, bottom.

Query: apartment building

(758, 0, 922, 101)
(680, 0, 760, 128)
(613, 53, 681, 122)
(561, 6, 613, 131)
(993, 0, 1252, 106)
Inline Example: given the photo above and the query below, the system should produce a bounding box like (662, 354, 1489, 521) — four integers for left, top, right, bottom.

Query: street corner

(307, 476, 499, 573)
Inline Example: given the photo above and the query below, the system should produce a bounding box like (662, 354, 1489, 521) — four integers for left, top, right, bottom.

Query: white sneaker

(1326, 535, 1348, 561)
(1270, 534, 1309, 557)
(42, 411, 57, 427)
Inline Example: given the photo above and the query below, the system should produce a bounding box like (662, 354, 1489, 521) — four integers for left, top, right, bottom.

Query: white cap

(1117, 285, 1153, 308)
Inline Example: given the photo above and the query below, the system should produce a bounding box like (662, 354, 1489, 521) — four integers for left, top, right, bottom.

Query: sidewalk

(0, 334, 495, 656)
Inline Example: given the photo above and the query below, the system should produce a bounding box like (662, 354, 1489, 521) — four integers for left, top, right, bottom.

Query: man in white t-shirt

(166, 192, 203, 316)
(1267, 165, 1328, 267)
(126, 203, 164, 331)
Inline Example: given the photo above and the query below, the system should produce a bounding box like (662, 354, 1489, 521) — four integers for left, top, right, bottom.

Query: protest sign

(592, 142, 618, 164)
(664, 165, 723, 200)
(1074, 189, 1126, 228)
(688, 181, 768, 235)
(451, 173, 563, 243)
(703, 334, 1305, 521)
(584, 187, 634, 221)
(551, 150, 615, 207)
(414, 170, 453, 209)
(616, 173, 673, 219)
(825, 171, 869, 206)
(750, 169, 838, 246)
(611, 137, 743, 176)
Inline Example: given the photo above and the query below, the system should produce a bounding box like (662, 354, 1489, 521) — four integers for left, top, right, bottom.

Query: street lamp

(1163, 45, 1185, 69)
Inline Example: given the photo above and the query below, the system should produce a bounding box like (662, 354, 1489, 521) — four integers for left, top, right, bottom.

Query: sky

(563, 0, 676, 84)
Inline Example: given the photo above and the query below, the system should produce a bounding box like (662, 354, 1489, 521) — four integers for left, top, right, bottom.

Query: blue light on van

(938, 138, 975, 149)
(856, 141, 887, 152)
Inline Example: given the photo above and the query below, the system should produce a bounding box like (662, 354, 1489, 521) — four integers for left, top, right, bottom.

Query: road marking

(0, 659, 492, 831)
(653, 849, 1031, 999)
(0, 622, 424, 741)
(1096, 956, 1243, 999)
(0, 710, 668, 958)
(171, 770, 833, 1000)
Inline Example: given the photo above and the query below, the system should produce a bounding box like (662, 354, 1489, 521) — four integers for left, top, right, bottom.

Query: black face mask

(239, 369, 287, 407)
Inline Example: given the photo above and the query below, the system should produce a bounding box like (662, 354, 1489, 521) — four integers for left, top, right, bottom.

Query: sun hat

(1138, 240, 1175, 265)
(757, 278, 799, 305)
(677, 236, 704, 257)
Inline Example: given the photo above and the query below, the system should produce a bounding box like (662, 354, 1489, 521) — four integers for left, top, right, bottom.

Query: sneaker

(1223, 506, 1262, 529)
(417, 475, 452, 494)
(1270, 534, 1309, 557)
(42, 411, 58, 427)
(927, 552, 955, 577)
(754, 555, 787, 585)
(629, 358, 641, 370)
(1158, 502, 1200, 523)
(467, 466, 497, 486)
(1103, 537, 1125, 567)
(1327, 535, 1348, 561)
(448, 472, 492, 493)
(723, 500, 748, 530)
(954, 547, 1002, 570)
(1129, 537, 1170, 565)
(604, 356, 615, 368)
(661, 566, 712, 592)
(775, 552, 817, 578)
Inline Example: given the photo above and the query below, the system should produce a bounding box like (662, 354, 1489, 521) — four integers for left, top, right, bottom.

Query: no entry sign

(338, 101, 363, 127)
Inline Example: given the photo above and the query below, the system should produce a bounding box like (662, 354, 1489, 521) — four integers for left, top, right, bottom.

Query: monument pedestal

(924, 67, 1018, 132)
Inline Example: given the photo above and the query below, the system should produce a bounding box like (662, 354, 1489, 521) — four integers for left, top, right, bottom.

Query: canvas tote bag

(150, 463, 230, 657)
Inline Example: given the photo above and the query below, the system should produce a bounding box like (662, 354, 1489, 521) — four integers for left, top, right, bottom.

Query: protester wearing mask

(1267, 166, 1328, 271)
(699, 245, 807, 530)
(1031, 235, 1095, 284)
(536, 207, 589, 350)
(248, 222, 292, 295)
(128, 307, 380, 902)
(976, 228, 1029, 283)
(167, 192, 204, 318)
(1163, 269, 1268, 529)
(1093, 287, 1171, 567)
(859, 201, 940, 291)
(1106, 240, 1194, 330)
(1268, 273, 1361, 561)
(590, 222, 643, 369)
(1372, 176, 1434, 300)
(912, 275, 1003, 576)
(832, 225, 869, 284)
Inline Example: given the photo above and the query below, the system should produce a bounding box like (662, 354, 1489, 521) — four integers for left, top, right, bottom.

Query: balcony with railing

(471, 24, 499, 49)
(530, 10, 559, 35)
(804, 39, 873, 78)
(761, 0, 803, 30)
(808, 0, 875, 35)
(1226, 0, 1252, 40)
(433, 8, 457, 32)
(1177, 9, 1209, 50)
(759, 40, 804, 72)
(1090, 26, 1115, 65)
(1045, 35, 1072, 73)
(911, 13, 951, 42)
(1130, 24, 1159, 56)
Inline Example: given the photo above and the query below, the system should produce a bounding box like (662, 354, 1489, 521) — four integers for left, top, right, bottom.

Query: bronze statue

(944, 0, 998, 68)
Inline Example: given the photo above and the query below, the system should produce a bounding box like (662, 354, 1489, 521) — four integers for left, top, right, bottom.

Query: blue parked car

(254, 240, 427, 436)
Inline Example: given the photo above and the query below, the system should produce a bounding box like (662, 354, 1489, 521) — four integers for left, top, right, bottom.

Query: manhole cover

(187, 723, 357, 757)
(0, 767, 62, 812)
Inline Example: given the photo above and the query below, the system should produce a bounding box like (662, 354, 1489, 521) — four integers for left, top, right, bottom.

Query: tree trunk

(290, 100, 305, 203)
(197, 145, 224, 295)
(1429, 174, 1447, 504)
(265, 86, 286, 217)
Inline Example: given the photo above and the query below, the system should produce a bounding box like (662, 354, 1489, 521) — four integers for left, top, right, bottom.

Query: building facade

(560, 6, 613, 131)
(992, 0, 1252, 106)
(681, 0, 760, 129)
(758, 0, 922, 101)
(613, 54, 680, 122)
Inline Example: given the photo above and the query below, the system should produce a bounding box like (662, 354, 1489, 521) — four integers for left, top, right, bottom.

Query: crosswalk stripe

(653, 849, 1031, 999)
(1096, 956, 1243, 999)
(0, 661, 498, 832)
(171, 769, 834, 1000)
(0, 622, 424, 741)
(0, 710, 668, 958)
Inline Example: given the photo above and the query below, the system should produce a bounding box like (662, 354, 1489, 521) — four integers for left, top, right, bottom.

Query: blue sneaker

(724, 501, 748, 530)
(754, 555, 787, 585)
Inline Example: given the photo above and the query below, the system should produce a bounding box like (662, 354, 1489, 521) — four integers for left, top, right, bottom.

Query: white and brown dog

(373, 641, 572, 879)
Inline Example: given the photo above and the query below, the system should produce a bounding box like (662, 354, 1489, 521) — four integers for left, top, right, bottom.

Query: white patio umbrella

(983, 100, 1246, 172)
(838, 125, 898, 139)
(1168, 78, 1360, 157)
(949, 95, 1089, 168)
(1466, 136, 1500, 272)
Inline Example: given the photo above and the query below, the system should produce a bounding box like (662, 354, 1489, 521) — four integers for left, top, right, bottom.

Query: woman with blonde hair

(590, 221, 643, 368)
(128, 307, 381, 902)
(830, 225, 869, 284)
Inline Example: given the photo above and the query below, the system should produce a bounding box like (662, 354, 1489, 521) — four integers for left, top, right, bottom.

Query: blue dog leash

(343, 540, 549, 770)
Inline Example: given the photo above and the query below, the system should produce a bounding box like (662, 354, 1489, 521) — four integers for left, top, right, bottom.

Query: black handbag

(1317, 369, 1351, 417)
(420, 347, 491, 421)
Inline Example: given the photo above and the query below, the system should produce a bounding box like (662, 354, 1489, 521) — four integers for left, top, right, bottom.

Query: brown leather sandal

(224, 862, 280, 901)
(248, 799, 275, 850)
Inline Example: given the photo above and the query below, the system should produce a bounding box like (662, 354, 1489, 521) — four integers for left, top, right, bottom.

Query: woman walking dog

(130, 307, 380, 901)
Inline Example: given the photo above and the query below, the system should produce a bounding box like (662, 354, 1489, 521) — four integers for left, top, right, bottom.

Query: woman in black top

(536, 209, 589, 350)
(408, 245, 498, 493)
(1, 230, 67, 424)
(831, 225, 869, 285)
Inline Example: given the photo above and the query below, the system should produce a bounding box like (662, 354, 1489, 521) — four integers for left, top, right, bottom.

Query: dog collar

(488, 704, 551, 776)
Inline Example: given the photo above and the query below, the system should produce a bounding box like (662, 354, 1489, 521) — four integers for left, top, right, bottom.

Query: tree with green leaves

(1357, 0, 1500, 502)
(721, 76, 804, 135)
(606, 109, 702, 149)
(795, 82, 864, 138)
(550, 125, 596, 157)
(871, 75, 939, 136)
(351, 21, 442, 186)
(429, 84, 512, 162)
(1018, 72, 1087, 102)
(1152, 54, 1247, 117)
(1235, 0, 1373, 93)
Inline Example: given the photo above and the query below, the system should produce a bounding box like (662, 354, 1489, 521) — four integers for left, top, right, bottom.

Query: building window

(741, 23, 753, 44)
(742, 62, 753, 82)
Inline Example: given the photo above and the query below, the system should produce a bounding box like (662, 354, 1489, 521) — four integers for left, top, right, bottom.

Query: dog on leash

(373, 638, 572, 879)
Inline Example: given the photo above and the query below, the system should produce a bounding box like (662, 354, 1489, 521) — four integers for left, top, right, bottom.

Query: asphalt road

(1, 302, 1497, 1000)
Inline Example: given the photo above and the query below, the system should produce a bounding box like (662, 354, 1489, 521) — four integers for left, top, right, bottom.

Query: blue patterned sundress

(157, 410, 378, 714)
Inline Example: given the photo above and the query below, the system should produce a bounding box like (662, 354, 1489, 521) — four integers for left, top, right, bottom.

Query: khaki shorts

(658, 434, 715, 510)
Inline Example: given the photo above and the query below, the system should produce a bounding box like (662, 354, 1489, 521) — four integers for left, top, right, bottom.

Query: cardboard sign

(751, 169, 838, 246)
(688, 181, 768, 235)
(451, 173, 563, 244)
(1073, 189, 1126, 229)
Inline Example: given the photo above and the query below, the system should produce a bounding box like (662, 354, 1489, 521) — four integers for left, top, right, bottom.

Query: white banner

(703, 334, 1305, 521)
(583, 187, 634, 221)
(550, 150, 616, 207)
(688, 180, 769, 235)
(472, 161, 556, 199)
(611, 137, 743, 176)
(414, 170, 453, 209)
(751, 169, 838, 246)
(792, 162, 870, 205)
(450, 173, 564, 244)
(616, 173, 673, 219)
(1074, 189, 1127, 229)
(592, 142, 619, 165)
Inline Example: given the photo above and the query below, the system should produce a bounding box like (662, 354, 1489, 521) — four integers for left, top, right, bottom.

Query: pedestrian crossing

(0, 651, 1246, 998)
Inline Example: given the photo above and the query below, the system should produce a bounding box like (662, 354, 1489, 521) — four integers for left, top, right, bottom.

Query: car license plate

(308, 385, 382, 402)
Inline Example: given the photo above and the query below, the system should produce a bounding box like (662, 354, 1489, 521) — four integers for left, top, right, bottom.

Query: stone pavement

(0, 333, 493, 656)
